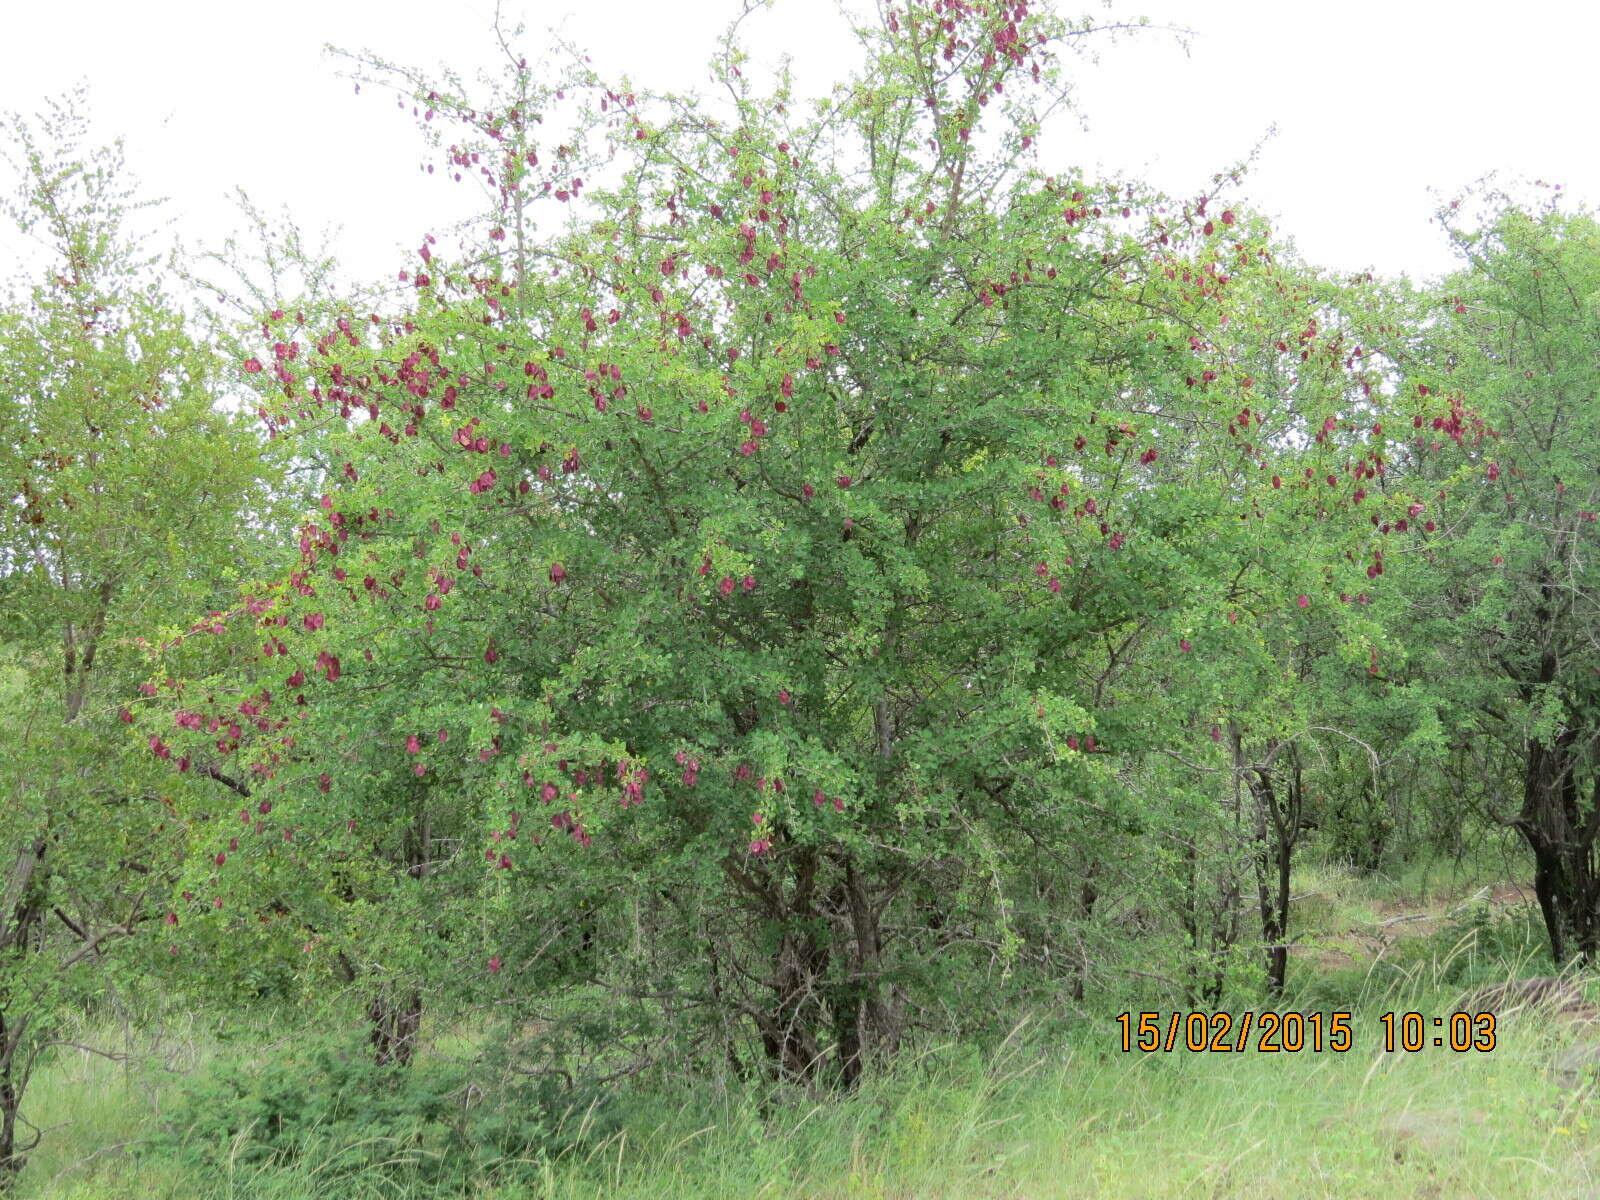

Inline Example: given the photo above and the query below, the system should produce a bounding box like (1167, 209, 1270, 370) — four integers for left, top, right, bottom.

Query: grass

(536, 1019, 1599, 1199)
(13, 858, 1600, 1199)
(19, 1006, 1600, 1199)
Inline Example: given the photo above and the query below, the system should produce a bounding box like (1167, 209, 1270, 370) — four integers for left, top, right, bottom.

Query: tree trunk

(0, 842, 49, 1189)
(761, 924, 826, 1082)
(0, 1011, 32, 1190)
(1235, 732, 1301, 998)
(826, 857, 900, 1090)
(367, 990, 422, 1067)
(1250, 758, 1299, 997)
(1070, 875, 1097, 1003)
(1516, 730, 1598, 964)
(364, 794, 431, 1067)
(728, 846, 901, 1090)
(748, 846, 828, 1083)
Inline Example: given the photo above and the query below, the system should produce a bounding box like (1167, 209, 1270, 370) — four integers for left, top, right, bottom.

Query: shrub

(146, 1031, 613, 1192)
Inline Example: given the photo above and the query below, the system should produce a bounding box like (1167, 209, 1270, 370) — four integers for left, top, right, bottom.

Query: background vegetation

(4, 4, 1600, 1196)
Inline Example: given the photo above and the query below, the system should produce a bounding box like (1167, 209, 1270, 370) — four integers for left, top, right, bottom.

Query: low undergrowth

(14, 869, 1596, 1200)
(17, 1007, 1600, 1198)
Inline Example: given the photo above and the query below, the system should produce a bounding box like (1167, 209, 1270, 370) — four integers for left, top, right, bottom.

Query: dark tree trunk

(1070, 875, 1097, 1003)
(1251, 755, 1300, 997)
(0, 1011, 28, 1191)
(1516, 730, 1599, 964)
(364, 795, 432, 1068)
(367, 990, 422, 1067)
(730, 847, 902, 1090)
(762, 925, 827, 1082)
(745, 846, 828, 1083)
(0, 1017, 34, 1196)
(1509, 565, 1600, 964)
(1182, 840, 1241, 1009)
(1190, 837, 1244, 1009)
(826, 857, 900, 1090)
(1, 841, 49, 1189)
(1260, 838, 1292, 997)
(1236, 733, 1301, 998)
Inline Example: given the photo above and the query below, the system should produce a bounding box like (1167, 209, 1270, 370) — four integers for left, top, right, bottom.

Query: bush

(146, 1030, 614, 1192)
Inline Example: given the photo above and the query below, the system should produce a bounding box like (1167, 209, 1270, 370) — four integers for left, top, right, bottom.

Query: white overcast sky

(1, 0, 1594, 292)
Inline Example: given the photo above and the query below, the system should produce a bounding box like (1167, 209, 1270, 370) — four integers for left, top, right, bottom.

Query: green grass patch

(16, 997, 1600, 1200)
(12, 861, 1592, 1200)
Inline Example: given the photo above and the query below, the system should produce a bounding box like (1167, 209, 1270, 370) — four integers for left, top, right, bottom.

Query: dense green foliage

(4, 5, 1600, 1196)
(0, 90, 279, 1184)
(150, 1027, 611, 1189)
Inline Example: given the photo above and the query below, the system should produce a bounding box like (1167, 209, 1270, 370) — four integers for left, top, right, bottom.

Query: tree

(0, 91, 277, 1185)
(1416, 194, 1600, 962)
(150, 0, 1440, 1088)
